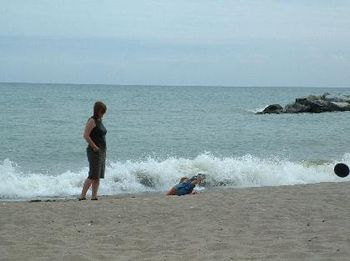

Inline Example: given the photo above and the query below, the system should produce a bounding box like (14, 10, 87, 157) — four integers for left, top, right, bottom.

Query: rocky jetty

(258, 93, 350, 114)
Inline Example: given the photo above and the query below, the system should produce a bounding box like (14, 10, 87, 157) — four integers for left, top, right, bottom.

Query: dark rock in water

(258, 104, 283, 114)
(309, 100, 339, 113)
(258, 93, 350, 114)
(331, 102, 350, 111)
(284, 102, 309, 113)
(135, 170, 157, 188)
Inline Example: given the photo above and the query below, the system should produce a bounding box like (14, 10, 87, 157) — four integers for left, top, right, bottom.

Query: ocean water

(1, 82, 350, 199)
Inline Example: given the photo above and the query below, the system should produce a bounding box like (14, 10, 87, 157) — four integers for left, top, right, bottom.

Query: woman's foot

(91, 197, 98, 200)
(78, 196, 87, 201)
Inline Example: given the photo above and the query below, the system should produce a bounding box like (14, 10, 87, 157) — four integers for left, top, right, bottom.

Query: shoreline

(0, 181, 346, 203)
(1, 182, 350, 260)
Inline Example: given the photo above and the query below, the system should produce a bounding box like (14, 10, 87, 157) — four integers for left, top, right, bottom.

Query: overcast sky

(0, 1, 349, 87)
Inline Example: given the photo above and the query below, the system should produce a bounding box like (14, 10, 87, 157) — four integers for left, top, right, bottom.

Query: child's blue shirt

(174, 182, 195, 196)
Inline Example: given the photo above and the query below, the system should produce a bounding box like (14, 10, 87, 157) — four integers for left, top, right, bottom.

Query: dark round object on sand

(334, 163, 349, 178)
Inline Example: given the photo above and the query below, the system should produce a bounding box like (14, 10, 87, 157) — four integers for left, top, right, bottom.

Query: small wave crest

(1, 153, 349, 199)
(246, 106, 268, 114)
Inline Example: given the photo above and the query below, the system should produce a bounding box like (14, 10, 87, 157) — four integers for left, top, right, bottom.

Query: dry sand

(1, 182, 350, 261)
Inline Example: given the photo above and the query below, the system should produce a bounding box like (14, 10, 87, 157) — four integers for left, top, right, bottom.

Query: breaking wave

(1, 153, 349, 199)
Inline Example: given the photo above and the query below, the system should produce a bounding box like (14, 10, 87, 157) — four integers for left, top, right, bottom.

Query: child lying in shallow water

(166, 174, 205, 196)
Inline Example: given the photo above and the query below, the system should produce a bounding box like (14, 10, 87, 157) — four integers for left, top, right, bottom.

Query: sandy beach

(1, 182, 350, 261)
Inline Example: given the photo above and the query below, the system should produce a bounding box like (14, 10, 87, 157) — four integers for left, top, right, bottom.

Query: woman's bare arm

(83, 118, 99, 151)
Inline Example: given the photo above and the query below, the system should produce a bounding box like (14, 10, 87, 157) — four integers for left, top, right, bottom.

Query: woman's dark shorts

(87, 146, 106, 179)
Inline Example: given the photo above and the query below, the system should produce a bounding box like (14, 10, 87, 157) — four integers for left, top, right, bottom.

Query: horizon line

(0, 81, 349, 89)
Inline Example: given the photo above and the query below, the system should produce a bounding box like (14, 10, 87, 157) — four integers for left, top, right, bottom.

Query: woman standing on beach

(80, 101, 107, 200)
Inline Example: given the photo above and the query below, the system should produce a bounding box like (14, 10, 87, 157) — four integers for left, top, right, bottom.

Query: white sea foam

(246, 105, 268, 114)
(1, 153, 349, 199)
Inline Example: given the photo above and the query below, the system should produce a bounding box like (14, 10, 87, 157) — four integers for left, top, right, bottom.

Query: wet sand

(1, 182, 350, 260)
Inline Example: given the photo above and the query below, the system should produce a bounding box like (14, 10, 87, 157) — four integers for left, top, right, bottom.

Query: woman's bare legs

(91, 179, 100, 199)
(80, 178, 92, 199)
